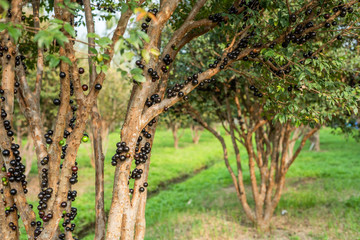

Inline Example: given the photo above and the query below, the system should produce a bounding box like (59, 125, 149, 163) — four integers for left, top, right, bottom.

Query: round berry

(94, 84, 102, 90)
(2, 150, 10, 156)
(53, 99, 61, 106)
(59, 72, 66, 78)
(82, 135, 89, 143)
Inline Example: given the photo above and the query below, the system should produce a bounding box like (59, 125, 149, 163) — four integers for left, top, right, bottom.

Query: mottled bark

(0, 1, 37, 239)
(0, 191, 5, 236)
(83, 0, 106, 239)
(46, 0, 72, 213)
(190, 125, 203, 144)
(91, 107, 106, 240)
(309, 129, 320, 151)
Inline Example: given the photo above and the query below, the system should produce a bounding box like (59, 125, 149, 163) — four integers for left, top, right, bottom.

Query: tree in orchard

(160, 0, 360, 231)
(179, 35, 360, 230)
(162, 107, 198, 148)
(182, 71, 358, 230)
(172, 13, 360, 234)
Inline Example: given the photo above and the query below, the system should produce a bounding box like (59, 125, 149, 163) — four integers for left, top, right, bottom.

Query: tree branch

(32, 0, 44, 100)
(285, 125, 320, 169)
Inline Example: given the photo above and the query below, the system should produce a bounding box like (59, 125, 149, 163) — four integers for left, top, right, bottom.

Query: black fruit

(94, 84, 102, 90)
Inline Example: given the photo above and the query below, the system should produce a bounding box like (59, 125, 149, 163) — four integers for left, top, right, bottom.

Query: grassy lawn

(21, 127, 360, 239)
(143, 128, 360, 240)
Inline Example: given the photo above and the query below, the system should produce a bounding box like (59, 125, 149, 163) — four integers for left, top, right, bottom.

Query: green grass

(143, 128, 360, 239)
(22, 128, 360, 239)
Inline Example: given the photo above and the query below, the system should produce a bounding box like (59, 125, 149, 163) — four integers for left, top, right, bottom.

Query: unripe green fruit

(97, 54, 103, 62)
(82, 136, 89, 143)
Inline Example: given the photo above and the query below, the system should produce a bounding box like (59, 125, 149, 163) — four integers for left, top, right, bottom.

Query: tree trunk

(190, 125, 202, 144)
(88, 122, 109, 170)
(309, 130, 320, 151)
(83, 0, 107, 237)
(255, 219, 271, 233)
(0, 195, 5, 237)
(101, 122, 110, 157)
(171, 123, 179, 149)
(91, 104, 106, 240)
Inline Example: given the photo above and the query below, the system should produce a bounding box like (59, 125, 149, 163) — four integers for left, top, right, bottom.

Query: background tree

(161, 107, 196, 148)
(182, 69, 358, 231)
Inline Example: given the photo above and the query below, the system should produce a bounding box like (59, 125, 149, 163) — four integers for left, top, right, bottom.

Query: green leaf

(141, 49, 150, 63)
(89, 48, 98, 54)
(264, 49, 275, 57)
(150, 48, 160, 57)
(57, 3, 65, 9)
(114, 39, 125, 53)
(63, 0, 81, 14)
(96, 37, 112, 48)
(0, 23, 6, 31)
(120, 70, 127, 78)
(96, 65, 102, 74)
(53, 31, 69, 46)
(130, 68, 143, 75)
(121, 4, 129, 13)
(0, 0, 9, 12)
(7, 26, 21, 43)
(137, 30, 150, 43)
(133, 74, 146, 83)
(50, 18, 64, 24)
(124, 52, 135, 61)
(64, 23, 76, 37)
(34, 31, 53, 48)
(64, 0, 81, 10)
(102, 54, 110, 60)
(128, 31, 141, 49)
(87, 33, 100, 39)
(59, 56, 72, 66)
(101, 65, 108, 73)
(353, 107, 358, 115)
(46, 54, 61, 68)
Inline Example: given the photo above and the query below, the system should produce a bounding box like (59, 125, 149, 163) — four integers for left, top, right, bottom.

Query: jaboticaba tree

(0, 0, 359, 239)
(179, 69, 359, 231)
(162, 0, 360, 230)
